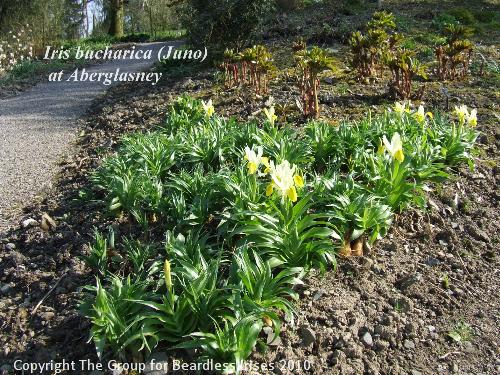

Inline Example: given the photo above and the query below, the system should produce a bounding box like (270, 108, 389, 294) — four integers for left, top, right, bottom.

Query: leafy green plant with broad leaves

(294, 45, 339, 118)
(83, 95, 478, 367)
(176, 315, 264, 375)
(230, 247, 302, 318)
(236, 194, 340, 271)
(81, 276, 155, 362)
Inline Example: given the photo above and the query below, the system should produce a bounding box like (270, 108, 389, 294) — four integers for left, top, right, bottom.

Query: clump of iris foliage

(81, 96, 478, 372)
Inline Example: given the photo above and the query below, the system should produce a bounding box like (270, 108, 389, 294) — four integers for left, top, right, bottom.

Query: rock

(427, 325, 436, 333)
(329, 349, 346, 365)
(403, 339, 415, 350)
(380, 314, 393, 326)
(361, 257, 374, 270)
(40, 213, 57, 231)
(21, 218, 38, 228)
(263, 326, 281, 346)
(429, 332, 439, 340)
(145, 352, 169, 375)
(462, 341, 476, 353)
(5, 243, 16, 250)
(425, 257, 441, 266)
(361, 331, 373, 347)
(0, 284, 11, 294)
(404, 322, 417, 336)
(313, 290, 324, 301)
(411, 370, 422, 375)
(299, 326, 316, 346)
(41, 311, 55, 321)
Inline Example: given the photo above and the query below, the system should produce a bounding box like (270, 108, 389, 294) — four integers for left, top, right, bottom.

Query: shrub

(384, 48, 427, 99)
(276, 0, 301, 11)
(183, 0, 275, 53)
(435, 24, 474, 80)
(447, 8, 476, 25)
(349, 11, 398, 79)
(221, 45, 276, 93)
(294, 45, 339, 118)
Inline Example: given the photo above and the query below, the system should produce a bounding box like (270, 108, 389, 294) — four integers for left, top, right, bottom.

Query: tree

(108, 0, 125, 37)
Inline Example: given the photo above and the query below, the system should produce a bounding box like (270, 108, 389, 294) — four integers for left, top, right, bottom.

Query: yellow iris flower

(201, 99, 215, 118)
(382, 132, 404, 163)
(266, 160, 304, 202)
(244, 146, 269, 174)
(467, 108, 477, 127)
(394, 101, 411, 115)
(413, 105, 433, 124)
(454, 105, 477, 127)
(263, 106, 278, 126)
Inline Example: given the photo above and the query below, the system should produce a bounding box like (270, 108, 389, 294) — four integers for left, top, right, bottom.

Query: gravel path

(0, 42, 173, 234)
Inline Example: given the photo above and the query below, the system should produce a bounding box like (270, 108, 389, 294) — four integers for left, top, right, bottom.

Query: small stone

(299, 326, 316, 346)
(42, 311, 55, 321)
(40, 213, 57, 231)
(21, 218, 38, 228)
(5, 243, 16, 250)
(0, 284, 11, 294)
(361, 257, 373, 270)
(144, 352, 169, 375)
(449, 362, 459, 373)
(462, 341, 476, 353)
(361, 331, 373, 347)
(403, 339, 415, 350)
(263, 326, 281, 346)
(427, 325, 436, 332)
(429, 332, 439, 340)
(329, 349, 346, 365)
(411, 370, 422, 375)
(425, 257, 441, 266)
(313, 290, 324, 301)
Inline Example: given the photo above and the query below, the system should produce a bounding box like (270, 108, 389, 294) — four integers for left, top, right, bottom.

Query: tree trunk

(108, 0, 124, 37)
(148, 4, 154, 37)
